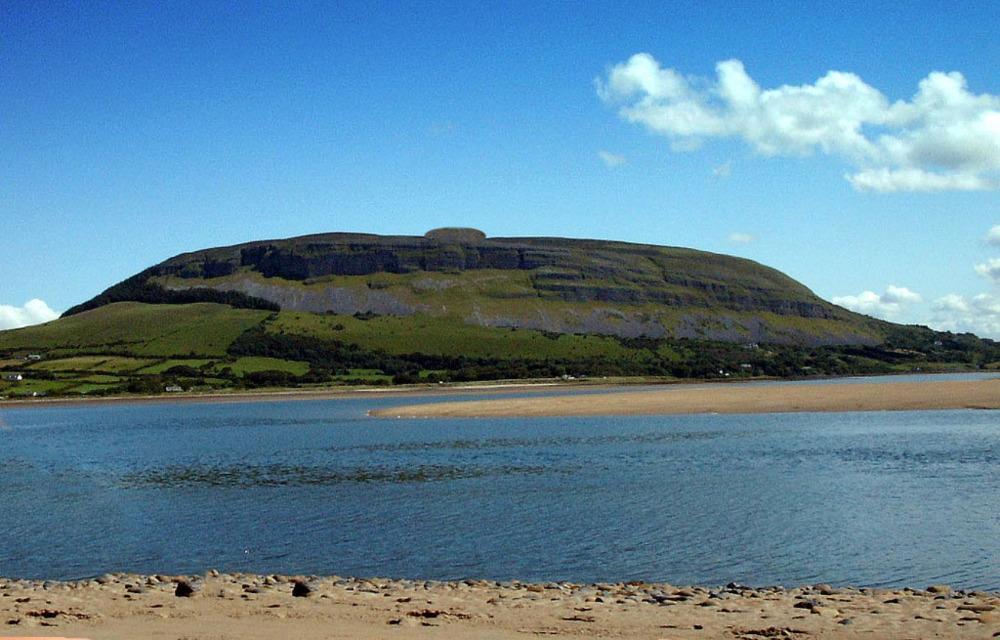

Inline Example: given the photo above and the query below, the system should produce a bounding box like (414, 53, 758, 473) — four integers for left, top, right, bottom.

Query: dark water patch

(326, 429, 731, 454)
(120, 462, 551, 488)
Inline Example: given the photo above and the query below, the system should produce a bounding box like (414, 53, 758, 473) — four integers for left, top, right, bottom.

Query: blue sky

(2, 0, 998, 336)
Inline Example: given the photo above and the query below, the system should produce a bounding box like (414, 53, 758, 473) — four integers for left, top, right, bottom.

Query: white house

(2, 373, 23, 382)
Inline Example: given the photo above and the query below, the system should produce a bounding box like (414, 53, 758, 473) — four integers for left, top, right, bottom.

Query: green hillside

(1, 300, 997, 399)
(0, 302, 270, 357)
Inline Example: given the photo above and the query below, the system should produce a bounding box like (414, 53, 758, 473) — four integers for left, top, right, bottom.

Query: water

(0, 384, 997, 589)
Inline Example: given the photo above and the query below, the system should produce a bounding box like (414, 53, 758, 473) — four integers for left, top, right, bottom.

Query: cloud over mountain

(597, 54, 1000, 192)
(832, 285, 922, 319)
(0, 299, 59, 330)
(932, 292, 1000, 339)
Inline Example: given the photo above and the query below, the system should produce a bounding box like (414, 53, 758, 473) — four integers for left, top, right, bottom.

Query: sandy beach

(371, 378, 1000, 418)
(1, 573, 996, 639)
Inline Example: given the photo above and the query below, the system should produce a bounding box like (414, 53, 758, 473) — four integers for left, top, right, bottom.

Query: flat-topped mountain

(65, 228, 884, 346)
(3, 229, 997, 397)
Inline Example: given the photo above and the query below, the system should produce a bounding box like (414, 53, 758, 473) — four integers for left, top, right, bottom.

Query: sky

(1, 0, 998, 336)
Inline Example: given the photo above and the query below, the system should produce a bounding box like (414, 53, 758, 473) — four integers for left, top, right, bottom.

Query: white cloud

(712, 161, 732, 178)
(727, 232, 753, 244)
(846, 168, 991, 192)
(987, 224, 1000, 246)
(0, 299, 59, 330)
(974, 257, 1000, 282)
(931, 292, 1000, 339)
(832, 285, 922, 319)
(933, 293, 971, 313)
(882, 285, 923, 304)
(598, 150, 627, 168)
(597, 54, 1000, 192)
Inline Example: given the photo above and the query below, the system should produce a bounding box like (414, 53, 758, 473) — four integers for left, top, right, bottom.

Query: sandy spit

(371, 378, 1000, 418)
(1, 573, 996, 639)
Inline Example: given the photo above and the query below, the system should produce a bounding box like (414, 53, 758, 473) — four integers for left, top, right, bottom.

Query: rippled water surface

(1, 386, 997, 588)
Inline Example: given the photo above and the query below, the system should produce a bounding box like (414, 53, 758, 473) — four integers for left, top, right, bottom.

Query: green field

(1, 379, 74, 396)
(216, 357, 310, 376)
(330, 368, 394, 383)
(268, 311, 644, 360)
(0, 302, 271, 357)
(136, 359, 216, 374)
(28, 355, 157, 373)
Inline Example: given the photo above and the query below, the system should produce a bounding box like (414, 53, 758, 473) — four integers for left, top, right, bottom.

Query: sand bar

(1, 573, 996, 639)
(372, 378, 1000, 418)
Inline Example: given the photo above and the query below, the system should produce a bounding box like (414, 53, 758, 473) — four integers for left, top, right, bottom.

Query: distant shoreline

(0, 378, 660, 410)
(1, 372, 996, 413)
(371, 378, 1000, 418)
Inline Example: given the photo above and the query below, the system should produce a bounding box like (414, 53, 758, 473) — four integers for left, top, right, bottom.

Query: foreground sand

(1, 574, 996, 639)
(371, 378, 1000, 418)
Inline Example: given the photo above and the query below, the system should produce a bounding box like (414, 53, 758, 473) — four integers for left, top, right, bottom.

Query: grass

(70, 374, 124, 384)
(28, 355, 157, 373)
(136, 357, 311, 377)
(215, 357, 310, 376)
(331, 369, 393, 383)
(2, 379, 74, 396)
(137, 359, 216, 374)
(268, 311, 645, 361)
(0, 302, 271, 357)
(0, 376, 124, 396)
(63, 383, 119, 395)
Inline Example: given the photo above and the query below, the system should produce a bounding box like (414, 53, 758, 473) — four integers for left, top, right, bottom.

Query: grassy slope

(1, 301, 995, 398)
(268, 311, 645, 360)
(29, 355, 158, 373)
(160, 270, 883, 345)
(0, 303, 276, 396)
(0, 302, 666, 395)
(0, 302, 271, 357)
(219, 357, 310, 376)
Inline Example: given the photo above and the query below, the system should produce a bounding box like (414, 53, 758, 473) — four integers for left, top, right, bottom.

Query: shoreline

(1, 371, 995, 412)
(372, 378, 1000, 418)
(0, 379, 598, 410)
(2, 573, 995, 639)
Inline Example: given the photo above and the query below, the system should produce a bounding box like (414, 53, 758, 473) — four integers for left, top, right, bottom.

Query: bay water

(1, 377, 997, 589)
